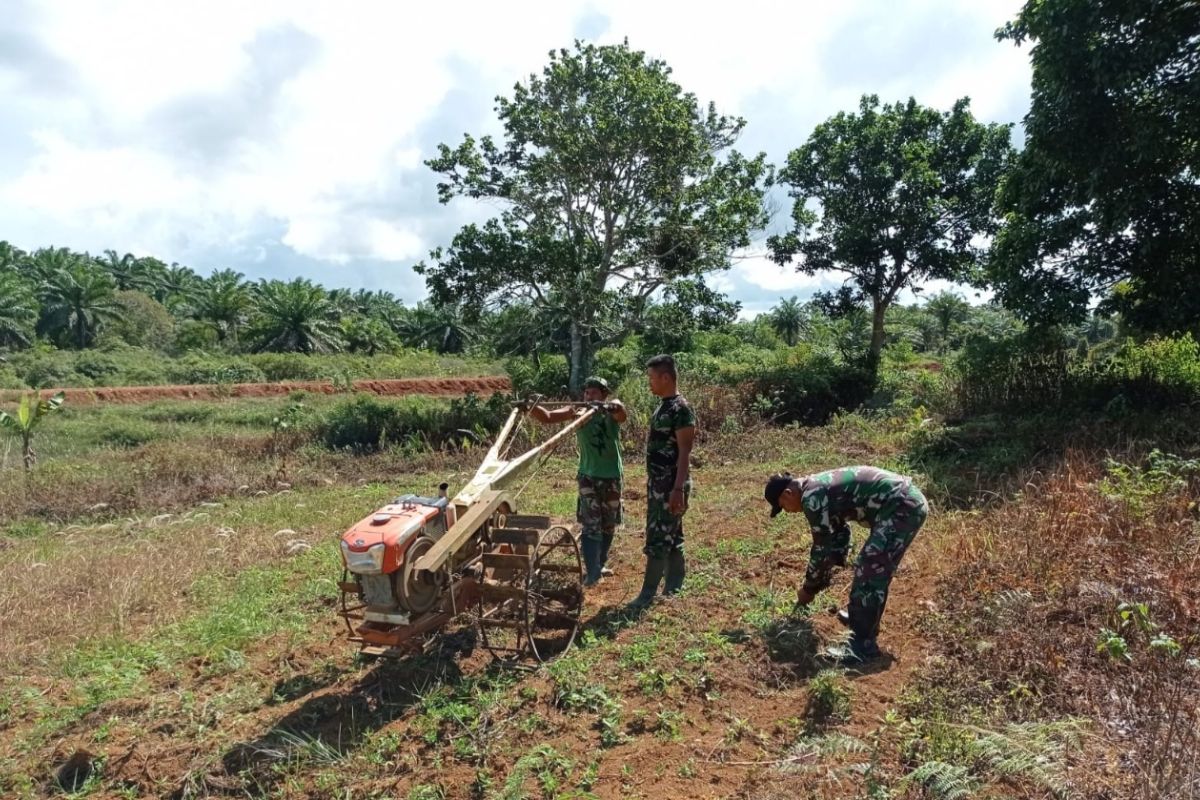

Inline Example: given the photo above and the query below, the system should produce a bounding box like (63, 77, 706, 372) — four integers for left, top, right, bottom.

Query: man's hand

(795, 586, 816, 607)
(668, 487, 687, 515)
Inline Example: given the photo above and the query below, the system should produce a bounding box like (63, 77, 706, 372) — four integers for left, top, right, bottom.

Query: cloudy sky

(1, 0, 1031, 316)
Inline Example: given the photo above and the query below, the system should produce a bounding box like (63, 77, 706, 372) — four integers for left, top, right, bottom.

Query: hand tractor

(337, 400, 597, 663)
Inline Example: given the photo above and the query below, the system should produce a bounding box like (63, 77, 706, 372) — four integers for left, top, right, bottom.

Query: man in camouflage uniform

(629, 354, 696, 610)
(764, 466, 928, 663)
(529, 377, 626, 586)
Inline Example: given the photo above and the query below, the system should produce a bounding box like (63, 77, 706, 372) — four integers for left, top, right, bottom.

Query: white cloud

(1, 0, 1030, 304)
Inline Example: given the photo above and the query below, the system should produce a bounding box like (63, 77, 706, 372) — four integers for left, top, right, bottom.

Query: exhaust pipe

(438, 482, 449, 499)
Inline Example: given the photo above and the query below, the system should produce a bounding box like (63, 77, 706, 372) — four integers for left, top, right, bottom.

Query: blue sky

(1, 0, 1030, 317)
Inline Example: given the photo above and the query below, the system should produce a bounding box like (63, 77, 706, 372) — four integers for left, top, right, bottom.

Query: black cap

(764, 473, 795, 518)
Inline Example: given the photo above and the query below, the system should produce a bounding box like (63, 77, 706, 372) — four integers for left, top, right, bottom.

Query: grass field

(0, 391, 1196, 799)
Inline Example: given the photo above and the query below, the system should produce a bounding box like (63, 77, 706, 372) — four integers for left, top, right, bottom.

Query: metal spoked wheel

(474, 515, 583, 663)
(525, 525, 583, 662)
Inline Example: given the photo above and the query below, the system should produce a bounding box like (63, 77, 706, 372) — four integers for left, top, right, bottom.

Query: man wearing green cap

(529, 377, 627, 586)
(764, 466, 928, 664)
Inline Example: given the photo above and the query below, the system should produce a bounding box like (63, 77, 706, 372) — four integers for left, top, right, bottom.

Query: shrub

(74, 352, 121, 383)
(505, 355, 569, 398)
(98, 421, 160, 449)
(246, 353, 325, 382)
(320, 393, 509, 452)
(165, 356, 265, 386)
(743, 346, 876, 425)
(953, 331, 1200, 415)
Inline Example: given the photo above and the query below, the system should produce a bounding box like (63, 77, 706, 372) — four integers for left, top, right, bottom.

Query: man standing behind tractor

(529, 377, 627, 586)
(764, 466, 928, 664)
(629, 354, 696, 610)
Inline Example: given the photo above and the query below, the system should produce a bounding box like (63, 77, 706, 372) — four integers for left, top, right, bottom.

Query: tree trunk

(869, 296, 888, 371)
(77, 314, 87, 349)
(567, 319, 592, 398)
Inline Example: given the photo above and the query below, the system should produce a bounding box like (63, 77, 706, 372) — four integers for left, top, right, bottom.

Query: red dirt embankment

(0, 376, 512, 405)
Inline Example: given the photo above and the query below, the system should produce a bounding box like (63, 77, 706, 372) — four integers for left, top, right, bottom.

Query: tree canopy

(768, 94, 1012, 368)
(989, 0, 1200, 332)
(416, 39, 771, 393)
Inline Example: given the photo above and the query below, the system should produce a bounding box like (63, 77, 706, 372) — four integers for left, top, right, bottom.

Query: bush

(74, 352, 121, 383)
(0, 366, 25, 390)
(506, 355, 570, 398)
(953, 331, 1200, 415)
(320, 393, 510, 452)
(170, 320, 220, 354)
(246, 353, 325, 382)
(165, 356, 266, 386)
(743, 346, 876, 425)
(98, 421, 160, 449)
(104, 291, 174, 350)
(19, 357, 73, 389)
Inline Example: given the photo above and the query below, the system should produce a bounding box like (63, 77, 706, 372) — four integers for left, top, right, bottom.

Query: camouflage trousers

(644, 478, 689, 558)
(846, 484, 928, 641)
(577, 475, 622, 542)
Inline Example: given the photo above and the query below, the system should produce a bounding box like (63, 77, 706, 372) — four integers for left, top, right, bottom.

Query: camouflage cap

(583, 376, 610, 394)
(764, 472, 795, 518)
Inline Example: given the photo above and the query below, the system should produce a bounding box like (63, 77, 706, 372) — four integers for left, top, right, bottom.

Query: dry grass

(921, 447, 1200, 799)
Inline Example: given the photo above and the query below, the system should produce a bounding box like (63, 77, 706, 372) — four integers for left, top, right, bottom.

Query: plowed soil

(0, 376, 511, 405)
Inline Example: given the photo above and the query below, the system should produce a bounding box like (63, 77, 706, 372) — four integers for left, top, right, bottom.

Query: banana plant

(0, 391, 65, 471)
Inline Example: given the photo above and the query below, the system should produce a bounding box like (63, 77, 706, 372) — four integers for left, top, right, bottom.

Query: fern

(905, 718, 1085, 798)
(971, 720, 1083, 796)
(778, 732, 871, 777)
(905, 760, 978, 799)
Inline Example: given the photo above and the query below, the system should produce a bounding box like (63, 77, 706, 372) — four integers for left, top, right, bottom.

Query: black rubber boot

(662, 548, 686, 595)
(824, 634, 882, 665)
(580, 536, 603, 586)
(627, 556, 668, 610)
(598, 532, 614, 576)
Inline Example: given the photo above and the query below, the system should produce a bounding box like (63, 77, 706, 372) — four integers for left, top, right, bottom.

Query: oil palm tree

(0, 272, 37, 349)
(769, 296, 806, 346)
(250, 278, 344, 353)
(95, 249, 147, 291)
(194, 269, 252, 345)
(39, 261, 120, 348)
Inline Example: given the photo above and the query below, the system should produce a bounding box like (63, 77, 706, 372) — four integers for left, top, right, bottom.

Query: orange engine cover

(340, 503, 443, 575)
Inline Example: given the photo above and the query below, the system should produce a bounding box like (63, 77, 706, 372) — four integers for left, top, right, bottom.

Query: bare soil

(0, 376, 512, 405)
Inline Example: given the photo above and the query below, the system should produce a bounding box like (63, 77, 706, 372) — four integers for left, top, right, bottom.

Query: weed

(407, 784, 447, 800)
(653, 710, 685, 741)
(806, 670, 852, 725)
(636, 668, 677, 697)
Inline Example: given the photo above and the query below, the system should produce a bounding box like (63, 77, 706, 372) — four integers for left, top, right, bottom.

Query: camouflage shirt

(801, 466, 913, 531)
(646, 394, 696, 488)
(800, 465, 915, 592)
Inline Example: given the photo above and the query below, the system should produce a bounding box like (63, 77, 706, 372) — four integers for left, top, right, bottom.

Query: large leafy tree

(417, 39, 771, 393)
(990, 0, 1200, 332)
(768, 95, 1012, 368)
(250, 278, 343, 353)
(39, 261, 121, 348)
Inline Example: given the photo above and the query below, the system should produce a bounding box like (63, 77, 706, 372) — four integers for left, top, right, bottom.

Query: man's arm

(802, 519, 852, 597)
(668, 425, 695, 514)
(528, 404, 578, 424)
